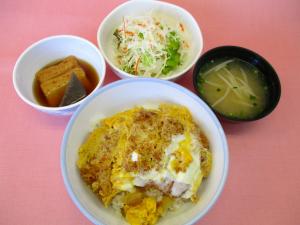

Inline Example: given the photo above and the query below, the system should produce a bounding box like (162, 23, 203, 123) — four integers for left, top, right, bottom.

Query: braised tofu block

(59, 73, 87, 106)
(36, 56, 79, 83)
(40, 67, 91, 106)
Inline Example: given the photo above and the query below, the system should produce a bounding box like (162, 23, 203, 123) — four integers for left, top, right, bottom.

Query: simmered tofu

(40, 67, 91, 106)
(36, 56, 79, 83)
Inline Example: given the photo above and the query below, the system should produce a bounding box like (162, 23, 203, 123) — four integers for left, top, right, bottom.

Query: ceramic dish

(193, 46, 281, 121)
(61, 78, 228, 225)
(97, 0, 203, 80)
(13, 35, 106, 116)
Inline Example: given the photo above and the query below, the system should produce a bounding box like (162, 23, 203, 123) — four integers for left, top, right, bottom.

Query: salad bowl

(97, 0, 203, 80)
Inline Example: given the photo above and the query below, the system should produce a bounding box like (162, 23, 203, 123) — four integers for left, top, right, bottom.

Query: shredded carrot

(134, 57, 141, 75)
(121, 47, 128, 53)
(179, 23, 184, 32)
(125, 31, 135, 36)
(137, 23, 146, 27)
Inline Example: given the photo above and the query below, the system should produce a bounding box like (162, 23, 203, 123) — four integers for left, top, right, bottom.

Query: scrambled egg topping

(77, 104, 212, 225)
(171, 132, 193, 173)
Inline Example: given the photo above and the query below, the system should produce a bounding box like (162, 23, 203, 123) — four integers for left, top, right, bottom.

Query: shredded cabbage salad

(113, 15, 189, 77)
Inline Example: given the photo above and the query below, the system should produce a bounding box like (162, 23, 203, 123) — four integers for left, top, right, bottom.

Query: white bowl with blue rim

(61, 78, 228, 225)
(13, 35, 106, 116)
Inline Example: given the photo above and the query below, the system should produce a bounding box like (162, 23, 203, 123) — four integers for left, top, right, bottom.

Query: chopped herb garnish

(253, 102, 257, 107)
(162, 31, 181, 75)
(141, 52, 153, 66)
(122, 64, 135, 74)
(198, 77, 205, 84)
(138, 32, 144, 39)
(217, 88, 221, 92)
(249, 95, 256, 100)
(233, 86, 238, 89)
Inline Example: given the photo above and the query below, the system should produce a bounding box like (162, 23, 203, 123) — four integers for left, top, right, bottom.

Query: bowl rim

(97, 0, 203, 80)
(193, 45, 281, 121)
(61, 78, 229, 225)
(12, 34, 106, 112)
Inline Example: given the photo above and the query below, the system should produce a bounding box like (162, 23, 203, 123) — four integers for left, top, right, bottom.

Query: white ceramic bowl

(97, 0, 203, 80)
(13, 35, 106, 116)
(61, 78, 228, 225)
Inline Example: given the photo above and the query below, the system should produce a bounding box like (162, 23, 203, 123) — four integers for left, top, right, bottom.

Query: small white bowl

(13, 35, 106, 116)
(97, 0, 203, 80)
(61, 78, 228, 225)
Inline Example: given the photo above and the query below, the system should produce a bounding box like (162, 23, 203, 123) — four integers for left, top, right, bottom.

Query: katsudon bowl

(61, 79, 229, 225)
(13, 35, 106, 116)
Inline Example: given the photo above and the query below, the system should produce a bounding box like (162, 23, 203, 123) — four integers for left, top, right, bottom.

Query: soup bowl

(193, 46, 281, 121)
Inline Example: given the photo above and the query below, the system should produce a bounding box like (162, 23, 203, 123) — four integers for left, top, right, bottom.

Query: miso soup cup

(193, 46, 281, 122)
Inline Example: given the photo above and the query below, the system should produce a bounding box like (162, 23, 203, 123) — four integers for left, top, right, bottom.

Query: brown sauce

(33, 57, 99, 107)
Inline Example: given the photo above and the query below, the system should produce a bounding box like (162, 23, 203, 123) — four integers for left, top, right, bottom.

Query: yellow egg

(77, 103, 213, 225)
(170, 132, 193, 173)
(124, 197, 158, 225)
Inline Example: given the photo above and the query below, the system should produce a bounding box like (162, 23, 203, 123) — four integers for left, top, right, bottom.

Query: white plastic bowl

(13, 35, 106, 116)
(61, 78, 228, 225)
(97, 0, 203, 80)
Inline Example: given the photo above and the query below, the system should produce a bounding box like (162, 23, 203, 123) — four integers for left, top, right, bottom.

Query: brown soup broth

(33, 58, 99, 107)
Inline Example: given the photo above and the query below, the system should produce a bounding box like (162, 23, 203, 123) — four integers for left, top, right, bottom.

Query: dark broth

(33, 58, 99, 107)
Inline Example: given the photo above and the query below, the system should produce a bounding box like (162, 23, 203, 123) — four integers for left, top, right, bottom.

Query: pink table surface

(1, 0, 300, 224)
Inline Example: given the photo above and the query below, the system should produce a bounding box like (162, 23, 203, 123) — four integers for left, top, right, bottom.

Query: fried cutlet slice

(37, 56, 79, 83)
(40, 67, 91, 106)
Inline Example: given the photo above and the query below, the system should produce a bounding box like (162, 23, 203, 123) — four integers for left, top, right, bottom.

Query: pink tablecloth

(1, 0, 299, 224)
